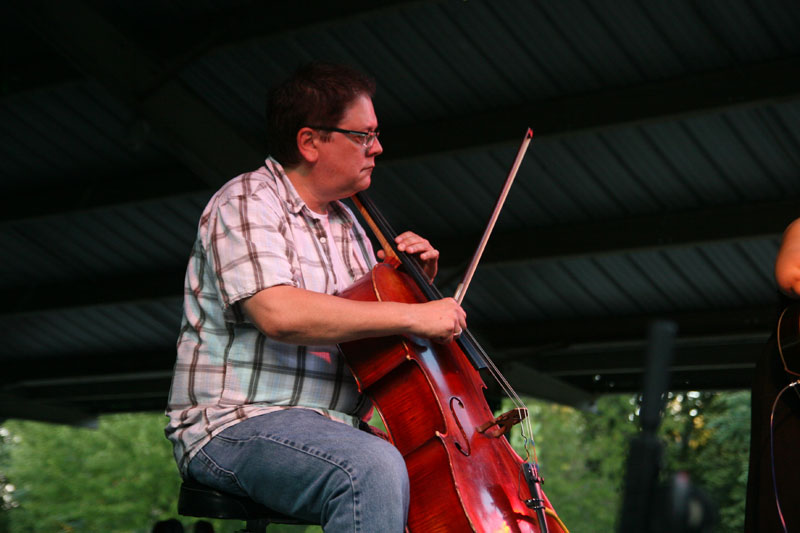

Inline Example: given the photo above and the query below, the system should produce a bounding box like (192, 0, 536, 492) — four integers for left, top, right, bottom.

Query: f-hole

(449, 396, 471, 456)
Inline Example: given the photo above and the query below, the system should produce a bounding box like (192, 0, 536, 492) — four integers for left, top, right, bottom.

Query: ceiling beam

(110, 7, 800, 163)
(474, 305, 776, 351)
(13, 0, 264, 186)
(141, 1, 429, 74)
(473, 306, 772, 394)
(8, 0, 430, 188)
(0, 393, 97, 427)
(530, 338, 763, 376)
(1, 193, 787, 316)
(1, 351, 178, 384)
(0, 171, 209, 224)
(558, 367, 756, 394)
(491, 362, 596, 410)
(2, 188, 790, 308)
(3, 271, 185, 317)
(498, 335, 765, 395)
(381, 56, 800, 160)
(437, 198, 794, 270)
(9, 0, 800, 169)
(7, 372, 173, 405)
(0, 189, 787, 308)
(3, 0, 429, 105)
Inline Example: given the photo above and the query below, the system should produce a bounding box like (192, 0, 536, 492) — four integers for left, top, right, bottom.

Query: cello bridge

(476, 407, 527, 438)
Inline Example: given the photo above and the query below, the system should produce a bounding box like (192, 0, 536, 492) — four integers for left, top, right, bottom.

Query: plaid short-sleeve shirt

(165, 158, 377, 475)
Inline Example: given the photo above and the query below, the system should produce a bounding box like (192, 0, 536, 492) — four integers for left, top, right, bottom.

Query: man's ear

(296, 127, 319, 164)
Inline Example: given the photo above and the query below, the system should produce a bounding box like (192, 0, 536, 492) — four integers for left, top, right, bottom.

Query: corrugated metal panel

(1, 0, 798, 412)
(369, 100, 800, 242)
(177, 0, 800, 135)
(456, 237, 781, 324)
(0, 193, 207, 288)
(0, 299, 181, 360)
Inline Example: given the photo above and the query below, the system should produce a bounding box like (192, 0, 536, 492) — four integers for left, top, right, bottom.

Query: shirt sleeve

(206, 188, 297, 321)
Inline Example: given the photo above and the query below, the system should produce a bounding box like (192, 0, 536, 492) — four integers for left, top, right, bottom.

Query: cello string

(458, 327, 537, 461)
(447, 128, 540, 461)
(468, 332, 538, 462)
(353, 191, 541, 462)
(352, 190, 559, 521)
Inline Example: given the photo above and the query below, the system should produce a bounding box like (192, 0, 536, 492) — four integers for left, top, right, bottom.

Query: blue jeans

(187, 408, 409, 532)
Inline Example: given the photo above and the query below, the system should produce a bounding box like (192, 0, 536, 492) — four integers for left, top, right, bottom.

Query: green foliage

(1, 426, 13, 533)
(0, 391, 750, 533)
(507, 395, 641, 532)
(505, 391, 750, 533)
(3, 413, 181, 533)
(0, 413, 321, 533)
(659, 391, 751, 532)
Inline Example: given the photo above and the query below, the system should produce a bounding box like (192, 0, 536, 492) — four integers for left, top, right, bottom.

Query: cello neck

(352, 192, 437, 297)
(351, 191, 488, 370)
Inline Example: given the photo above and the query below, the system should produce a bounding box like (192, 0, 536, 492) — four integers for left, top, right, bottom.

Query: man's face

(315, 94, 383, 201)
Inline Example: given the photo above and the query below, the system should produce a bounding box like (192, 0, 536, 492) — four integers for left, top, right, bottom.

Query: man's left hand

(377, 231, 439, 281)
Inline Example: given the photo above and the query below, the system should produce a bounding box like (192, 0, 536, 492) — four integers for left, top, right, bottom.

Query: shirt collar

(265, 156, 355, 229)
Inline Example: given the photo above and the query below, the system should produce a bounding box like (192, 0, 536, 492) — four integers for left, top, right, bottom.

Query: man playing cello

(165, 62, 465, 532)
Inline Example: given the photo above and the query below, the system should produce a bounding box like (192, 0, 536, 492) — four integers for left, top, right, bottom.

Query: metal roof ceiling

(1, 0, 799, 424)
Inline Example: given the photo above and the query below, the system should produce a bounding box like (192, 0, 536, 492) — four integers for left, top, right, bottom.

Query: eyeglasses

(306, 126, 380, 149)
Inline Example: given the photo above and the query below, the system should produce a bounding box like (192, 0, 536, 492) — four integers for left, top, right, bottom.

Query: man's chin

(357, 175, 372, 191)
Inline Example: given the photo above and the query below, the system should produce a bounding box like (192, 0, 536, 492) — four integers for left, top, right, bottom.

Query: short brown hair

(266, 62, 376, 167)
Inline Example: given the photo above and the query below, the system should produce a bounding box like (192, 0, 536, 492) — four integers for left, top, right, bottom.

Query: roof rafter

(382, 56, 800, 160)
(1, 196, 788, 316)
(11, 0, 800, 173)
(13, 0, 263, 186)
(0, 170, 209, 224)
(437, 198, 794, 270)
(474, 305, 776, 350)
(495, 333, 766, 394)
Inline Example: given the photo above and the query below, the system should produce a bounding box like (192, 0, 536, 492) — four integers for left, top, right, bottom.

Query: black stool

(178, 479, 314, 533)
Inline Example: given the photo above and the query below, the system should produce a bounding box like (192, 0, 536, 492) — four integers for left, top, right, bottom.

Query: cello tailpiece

(522, 462, 549, 533)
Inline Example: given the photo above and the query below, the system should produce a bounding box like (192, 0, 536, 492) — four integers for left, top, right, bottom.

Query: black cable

(769, 379, 800, 533)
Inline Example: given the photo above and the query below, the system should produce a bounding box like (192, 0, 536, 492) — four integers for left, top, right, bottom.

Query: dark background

(1, 0, 799, 425)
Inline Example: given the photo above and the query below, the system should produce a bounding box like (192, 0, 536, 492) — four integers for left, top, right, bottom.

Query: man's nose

(368, 136, 383, 156)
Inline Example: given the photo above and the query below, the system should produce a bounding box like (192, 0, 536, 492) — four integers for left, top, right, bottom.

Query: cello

(338, 130, 569, 532)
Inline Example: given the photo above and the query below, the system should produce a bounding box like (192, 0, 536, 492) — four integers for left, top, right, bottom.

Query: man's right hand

(409, 297, 467, 344)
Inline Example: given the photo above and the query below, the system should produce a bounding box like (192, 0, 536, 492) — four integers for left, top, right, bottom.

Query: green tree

(659, 391, 750, 532)
(2, 414, 320, 533)
(506, 395, 640, 531)
(4, 413, 182, 532)
(0, 391, 749, 533)
(506, 391, 749, 533)
(1, 425, 15, 533)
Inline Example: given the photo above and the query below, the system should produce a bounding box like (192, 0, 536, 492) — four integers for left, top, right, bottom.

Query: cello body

(339, 262, 566, 532)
